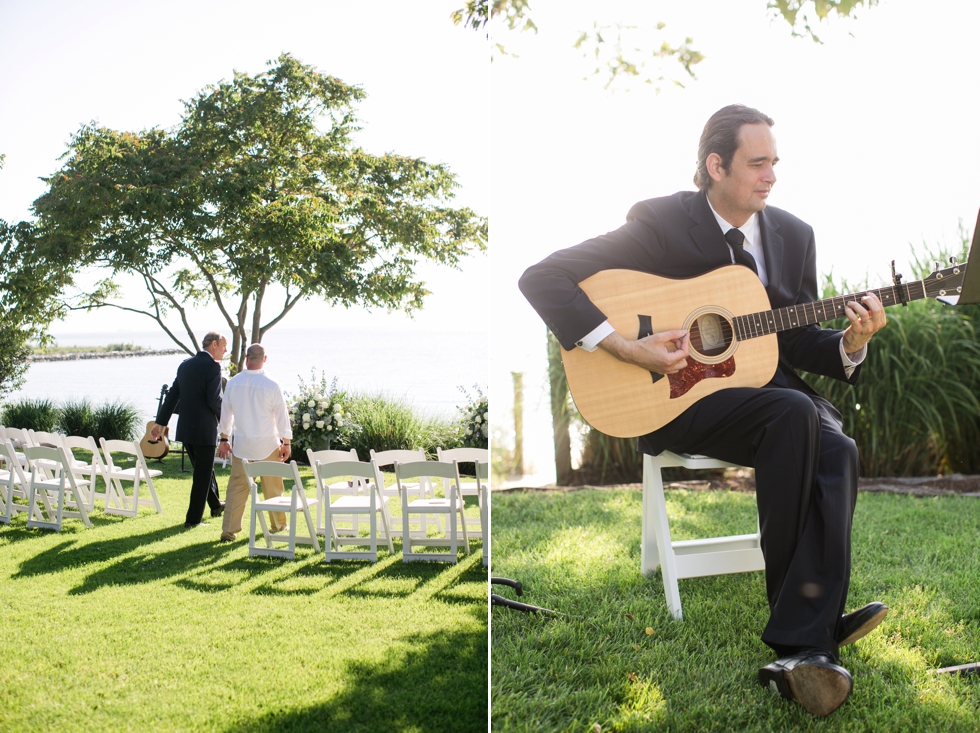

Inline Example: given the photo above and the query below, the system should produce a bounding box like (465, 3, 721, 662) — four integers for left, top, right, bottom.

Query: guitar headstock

(923, 260, 967, 300)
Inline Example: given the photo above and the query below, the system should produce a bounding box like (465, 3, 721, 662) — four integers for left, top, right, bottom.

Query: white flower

(316, 420, 324, 429)
(314, 393, 324, 400)
(475, 415, 482, 423)
(321, 399, 330, 409)
(327, 425, 333, 432)
(315, 409, 322, 416)
(336, 418, 343, 426)
(307, 399, 316, 408)
(466, 428, 472, 435)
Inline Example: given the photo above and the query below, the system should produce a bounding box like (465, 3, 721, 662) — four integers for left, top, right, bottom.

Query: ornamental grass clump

(0, 398, 59, 432)
(287, 371, 354, 456)
(343, 393, 434, 456)
(58, 398, 98, 437)
(92, 400, 142, 441)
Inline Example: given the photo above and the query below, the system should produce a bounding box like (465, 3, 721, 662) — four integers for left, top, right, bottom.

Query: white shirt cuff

(576, 321, 616, 352)
(840, 338, 866, 378)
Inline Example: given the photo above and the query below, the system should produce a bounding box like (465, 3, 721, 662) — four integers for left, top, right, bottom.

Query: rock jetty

(29, 349, 185, 362)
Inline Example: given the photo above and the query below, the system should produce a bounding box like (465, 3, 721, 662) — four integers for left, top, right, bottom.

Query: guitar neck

(734, 279, 929, 341)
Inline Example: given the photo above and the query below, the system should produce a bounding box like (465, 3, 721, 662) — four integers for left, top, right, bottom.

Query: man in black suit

(520, 105, 889, 717)
(152, 331, 228, 528)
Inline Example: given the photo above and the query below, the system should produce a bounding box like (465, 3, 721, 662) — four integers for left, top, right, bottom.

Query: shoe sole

(838, 606, 889, 647)
(785, 664, 853, 717)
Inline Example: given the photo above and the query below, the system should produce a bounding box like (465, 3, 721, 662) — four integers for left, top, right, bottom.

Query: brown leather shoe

(759, 649, 853, 717)
(837, 602, 889, 647)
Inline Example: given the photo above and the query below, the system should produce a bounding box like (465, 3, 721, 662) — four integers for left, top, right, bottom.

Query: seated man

(519, 104, 888, 717)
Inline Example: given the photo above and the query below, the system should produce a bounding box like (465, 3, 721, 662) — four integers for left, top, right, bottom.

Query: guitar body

(562, 266, 779, 438)
(139, 421, 170, 459)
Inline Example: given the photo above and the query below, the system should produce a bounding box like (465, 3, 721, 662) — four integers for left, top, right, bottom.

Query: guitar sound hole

(689, 312, 733, 358)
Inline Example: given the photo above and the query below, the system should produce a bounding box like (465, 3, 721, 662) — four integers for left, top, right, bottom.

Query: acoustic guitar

(562, 261, 967, 438)
(139, 421, 169, 459)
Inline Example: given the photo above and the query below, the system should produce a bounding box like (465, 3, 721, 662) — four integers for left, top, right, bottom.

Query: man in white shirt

(216, 343, 292, 541)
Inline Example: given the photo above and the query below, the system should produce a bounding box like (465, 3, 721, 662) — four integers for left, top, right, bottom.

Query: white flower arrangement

(285, 371, 353, 454)
(457, 385, 488, 449)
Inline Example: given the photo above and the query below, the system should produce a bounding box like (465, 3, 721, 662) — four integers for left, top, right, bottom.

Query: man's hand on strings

(599, 330, 691, 375)
(842, 293, 886, 355)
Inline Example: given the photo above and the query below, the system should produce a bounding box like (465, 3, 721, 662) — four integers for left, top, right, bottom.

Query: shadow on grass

(225, 624, 487, 733)
(66, 537, 243, 594)
(12, 524, 187, 578)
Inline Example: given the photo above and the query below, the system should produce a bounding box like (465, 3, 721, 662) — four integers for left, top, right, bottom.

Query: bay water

(6, 324, 487, 425)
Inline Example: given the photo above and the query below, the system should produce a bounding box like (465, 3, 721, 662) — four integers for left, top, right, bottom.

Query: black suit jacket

(155, 351, 222, 446)
(519, 190, 860, 451)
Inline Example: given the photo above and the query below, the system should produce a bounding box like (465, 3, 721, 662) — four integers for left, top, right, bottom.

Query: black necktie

(725, 227, 758, 275)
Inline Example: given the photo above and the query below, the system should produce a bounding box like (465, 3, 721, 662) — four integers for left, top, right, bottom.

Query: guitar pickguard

(668, 356, 736, 399)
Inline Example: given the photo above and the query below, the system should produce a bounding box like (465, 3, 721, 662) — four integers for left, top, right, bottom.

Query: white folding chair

(62, 435, 109, 511)
(3, 427, 32, 469)
(0, 440, 32, 524)
(437, 447, 488, 538)
(394, 459, 469, 563)
(371, 448, 437, 536)
(24, 444, 92, 531)
(642, 451, 765, 620)
(314, 459, 394, 562)
(99, 439, 163, 517)
(307, 448, 369, 536)
(475, 460, 489, 568)
(245, 460, 320, 559)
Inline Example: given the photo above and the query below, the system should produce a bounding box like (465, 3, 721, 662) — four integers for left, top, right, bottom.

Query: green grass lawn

(0, 453, 487, 732)
(491, 487, 980, 732)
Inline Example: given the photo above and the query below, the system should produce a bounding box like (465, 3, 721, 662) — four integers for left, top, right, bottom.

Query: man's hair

(201, 332, 225, 349)
(245, 343, 265, 364)
(694, 104, 775, 191)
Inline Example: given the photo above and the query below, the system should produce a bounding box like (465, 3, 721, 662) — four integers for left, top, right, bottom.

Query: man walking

(520, 105, 889, 717)
(216, 343, 292, 542)
(152, 331, 227, 528)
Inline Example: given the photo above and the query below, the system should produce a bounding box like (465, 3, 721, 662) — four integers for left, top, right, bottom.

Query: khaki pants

(221, 448, 287, 540)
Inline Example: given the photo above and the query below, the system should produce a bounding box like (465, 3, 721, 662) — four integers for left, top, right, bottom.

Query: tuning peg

(935, 261, 941, 273)
(892, 259, 908, 307)
(949, 255, 958, 265)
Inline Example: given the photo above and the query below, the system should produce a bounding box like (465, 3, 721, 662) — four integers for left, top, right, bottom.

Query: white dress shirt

(577, 199, 866, 376)
(217, 369, 292, 460)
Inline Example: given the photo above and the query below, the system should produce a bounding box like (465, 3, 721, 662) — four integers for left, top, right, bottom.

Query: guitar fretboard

(733, 280, 927, 341)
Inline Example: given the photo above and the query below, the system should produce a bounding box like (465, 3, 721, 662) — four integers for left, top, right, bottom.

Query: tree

(33, 54, 488, 371)
(0, 219, 72, 397)
(471, 0, 878, 90)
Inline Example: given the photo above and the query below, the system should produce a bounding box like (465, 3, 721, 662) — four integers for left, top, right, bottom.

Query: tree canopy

(476, 0, 879, 90)
(33, 54, 487, 370)
(0, 219, 72, 396)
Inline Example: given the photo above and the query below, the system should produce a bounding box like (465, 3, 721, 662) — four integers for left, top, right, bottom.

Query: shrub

(92, 400, 142, 441)
(58, 398, 98, 437)
(1, 398, 58, 431)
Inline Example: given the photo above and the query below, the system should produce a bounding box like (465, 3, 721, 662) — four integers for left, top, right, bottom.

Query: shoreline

(29, 349, 185, 362)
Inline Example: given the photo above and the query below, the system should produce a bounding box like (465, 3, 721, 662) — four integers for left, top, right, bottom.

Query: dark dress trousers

(519, 190, 861, 657)
(156, 351, 223, 524)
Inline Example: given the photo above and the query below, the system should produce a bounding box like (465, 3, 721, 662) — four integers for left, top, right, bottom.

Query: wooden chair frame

(642, 451, 765, 620)
(314, 459, 394, 562)
(245, 460, 320, 560)
(99, 439, 163, 517)
(394, 459, 469, 563)
(24, 445, 92, 531)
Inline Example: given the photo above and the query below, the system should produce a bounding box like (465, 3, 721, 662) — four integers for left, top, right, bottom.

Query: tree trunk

(547, 330, 573, 485)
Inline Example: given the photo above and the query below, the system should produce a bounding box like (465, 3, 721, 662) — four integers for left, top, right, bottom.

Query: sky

(0, 0, 489, 337)
(491, 0, 980, 483)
